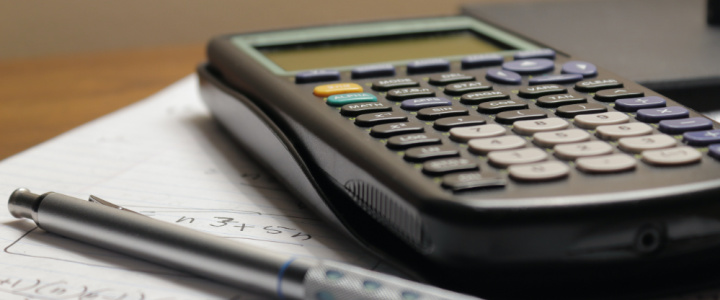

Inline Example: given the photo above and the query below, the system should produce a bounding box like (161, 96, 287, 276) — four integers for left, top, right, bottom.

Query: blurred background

(0, 0, 557, 160)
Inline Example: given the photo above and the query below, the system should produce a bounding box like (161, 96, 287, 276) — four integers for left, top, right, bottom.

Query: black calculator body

(199, 16, 720, 298)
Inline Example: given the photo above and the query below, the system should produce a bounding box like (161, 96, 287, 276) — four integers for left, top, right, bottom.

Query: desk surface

(0, 44, 205, 160)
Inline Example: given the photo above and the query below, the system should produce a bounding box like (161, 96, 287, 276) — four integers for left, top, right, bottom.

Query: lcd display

(256, 30, 513, 72)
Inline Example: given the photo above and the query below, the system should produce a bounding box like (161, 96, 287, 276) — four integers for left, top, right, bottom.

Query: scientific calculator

(198, 16, 720, 297)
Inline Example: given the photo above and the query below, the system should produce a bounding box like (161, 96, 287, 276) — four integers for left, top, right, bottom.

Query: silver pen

(7, 188, 482, 300)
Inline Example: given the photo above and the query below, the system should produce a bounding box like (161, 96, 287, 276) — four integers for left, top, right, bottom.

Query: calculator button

(641, 146, 702, 166)
(351, 64, 395, 79)
(503, 59, 554, 74)
(423, 158, 478, 175)
(513, 118, 570, 135)
(326, 92, 377, 106)
(478, 99, 528, 114)
(574, 79, 623, 92)
(528, 74, 584, 85)
(533, 129, 591, 147)
(372, 78, 419, 91)
(659, 117, 713, 134)
(495, 109, 547, 124)
(340, 102, 392, 116)
(536, 94, 586, 108)
(468, 135, 527, 154)
(486, 68, 522, 85)
(386, 133, 441, 149)
(434, 116, 486, 130)
(514, 48, 556, 60)
(442, 172, 506, 191)
(417, 106, 468, 120)
(295, 69, 340, 84)
(554, 141, 613, 160)
(614, 96, 666, 112)
(386, 88, 435, 100)
(370, 122, 424, 137)
(508, 161, 569, 181)
(709, 144, 720, 159)
(488, 148, 548, 167)
(636, 106, 689, 123)
(618, 134, 677, 153)
(355, 111, 407, 126)
(555, 103, 607, 118)
(313, 83, 363, 97)
(407, 59, 450, 74)
(444, 81, 492, 95)
(683, 129, 720, 146)
(596, 123, 654, 140)
(574, 112, 630, 129)
(576, 154, 637, 173)
(461, 54, 504, 69)
(594, 88, 645, 102)
(450, 124, 506, 142)
(460, 91, 509, 104)
(561, 61, 598, 77)
(400, 97, 452, 110)
(518, 85, 567, 98)
(404, 145, 459, 162)
(429, 73, 475, 85)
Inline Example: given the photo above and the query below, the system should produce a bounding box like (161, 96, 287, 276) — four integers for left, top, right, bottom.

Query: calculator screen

(256, 30, 513, 72)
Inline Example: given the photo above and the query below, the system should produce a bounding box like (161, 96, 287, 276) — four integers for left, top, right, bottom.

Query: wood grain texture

(0, 44, 205, 160)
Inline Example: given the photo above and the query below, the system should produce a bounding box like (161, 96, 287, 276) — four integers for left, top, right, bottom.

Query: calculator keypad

(307, 53, 719, 191)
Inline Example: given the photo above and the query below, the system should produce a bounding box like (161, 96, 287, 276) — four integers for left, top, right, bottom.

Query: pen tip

(8, 188, 41, 221)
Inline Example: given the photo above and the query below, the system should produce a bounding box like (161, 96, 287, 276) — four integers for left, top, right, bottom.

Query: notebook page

(0, 75, 380, 299)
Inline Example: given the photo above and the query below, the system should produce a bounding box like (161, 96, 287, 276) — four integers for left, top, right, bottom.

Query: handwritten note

(0, 75, 381, 299)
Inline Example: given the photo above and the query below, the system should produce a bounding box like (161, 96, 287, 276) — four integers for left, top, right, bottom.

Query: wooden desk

(0, 44, 205, 160)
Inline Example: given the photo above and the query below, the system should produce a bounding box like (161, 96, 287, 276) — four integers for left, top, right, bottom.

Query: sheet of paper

(0, 75, 382, 299)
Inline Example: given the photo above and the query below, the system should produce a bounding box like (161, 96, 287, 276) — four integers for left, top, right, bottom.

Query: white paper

(0, 75, 381, 299)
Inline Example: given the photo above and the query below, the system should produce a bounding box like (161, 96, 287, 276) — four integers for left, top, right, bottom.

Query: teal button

(326, 92, 377, 106)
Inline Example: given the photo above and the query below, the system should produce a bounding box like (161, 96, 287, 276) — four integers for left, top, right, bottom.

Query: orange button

(313, 83, 363, 97)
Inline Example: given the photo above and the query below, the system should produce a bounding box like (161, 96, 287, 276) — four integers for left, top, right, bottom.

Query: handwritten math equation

(173, 215, 313, 241)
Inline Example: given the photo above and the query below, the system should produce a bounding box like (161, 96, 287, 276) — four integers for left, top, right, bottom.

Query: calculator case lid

(462, 0, 720, 114)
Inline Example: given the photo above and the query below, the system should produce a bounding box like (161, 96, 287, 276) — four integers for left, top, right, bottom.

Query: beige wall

(0, 0, 545, 59)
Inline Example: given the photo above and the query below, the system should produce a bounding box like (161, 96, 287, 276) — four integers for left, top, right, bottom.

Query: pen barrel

(34, 192, 311, 299)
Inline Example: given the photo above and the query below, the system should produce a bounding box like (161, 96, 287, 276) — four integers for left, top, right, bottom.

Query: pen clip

(88, 195, 144, 216)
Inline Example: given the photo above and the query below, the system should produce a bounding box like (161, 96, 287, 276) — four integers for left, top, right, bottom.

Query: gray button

(488, 148, 548, 167)
(450, 124, 506, 142)
(641, 146, 702, 166)
(618, 134, 677, 153)
(576, 154, 637, 173)
(468, 135, 527, 154)
(574, 112, 630, 129)
(533, 129, 591, 147)
(554, 141, 613, 160)
(508, 161, 570, 181)
(513, 118, 569, 135)
(596, 122, 653, 140)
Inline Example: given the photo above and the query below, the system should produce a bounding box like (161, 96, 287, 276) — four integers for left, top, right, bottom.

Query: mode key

(372, 78, 419, 91)
(518, 85, 566, 98)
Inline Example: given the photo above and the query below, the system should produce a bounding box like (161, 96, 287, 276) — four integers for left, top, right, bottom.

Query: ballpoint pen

(7, 188, 483, 300)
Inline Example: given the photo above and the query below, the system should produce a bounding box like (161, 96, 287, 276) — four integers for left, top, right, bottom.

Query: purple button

(351, 64, 395, 79)
(561, 61, 597, 77)
(462, 54, 504, 69)
(709, 144, 720, 159)
(407, 59, 450, 74)
(614, 96, 666, 112)
(400, 97, 452, 110)
(659, 117, 713, 134)
(528, 74, 583, 85)
(486, 68, 522, 84)
(684, 129, 720, 146)
(295, 69, 340, 84)
(502, 59, 554, 74)
(636, 106, 689, 122)
(514, 49, 556, 60)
